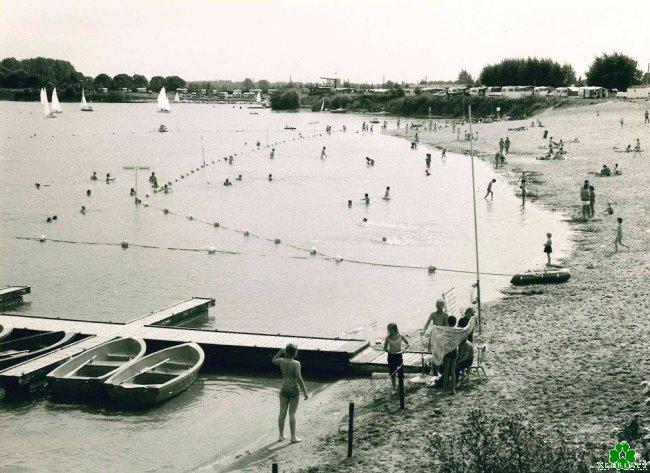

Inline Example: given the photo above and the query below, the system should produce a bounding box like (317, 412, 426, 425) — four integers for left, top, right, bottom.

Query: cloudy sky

(2, 0, 648, 83)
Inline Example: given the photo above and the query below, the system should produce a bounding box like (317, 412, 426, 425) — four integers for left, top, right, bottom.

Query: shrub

(270, 89, 300, 110)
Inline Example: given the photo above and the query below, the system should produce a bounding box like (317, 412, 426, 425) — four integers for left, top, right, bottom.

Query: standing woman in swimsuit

(272, 343, 309, 443)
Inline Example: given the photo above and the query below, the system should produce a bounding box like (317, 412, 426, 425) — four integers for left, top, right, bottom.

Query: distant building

(135, 87, 147, 93)
(627, 86, 650, 99)
(121, 87, 128, 93)
(176, 88, 188, 93)
(97, 87, 108, 93)
(199, 89, 207, 95)
(368, 88, 390, 95)
(232, 89, 242, 96)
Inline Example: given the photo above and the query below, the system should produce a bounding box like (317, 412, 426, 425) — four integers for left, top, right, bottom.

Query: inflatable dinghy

(510, 268, 570, 286)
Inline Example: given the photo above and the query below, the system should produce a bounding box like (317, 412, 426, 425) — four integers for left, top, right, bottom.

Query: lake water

(0, 101, 571, 471)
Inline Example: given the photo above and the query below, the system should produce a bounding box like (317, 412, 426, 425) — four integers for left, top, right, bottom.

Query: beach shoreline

(243, 99, 649, 472)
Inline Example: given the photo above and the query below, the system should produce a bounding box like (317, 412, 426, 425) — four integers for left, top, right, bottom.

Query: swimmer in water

(35, 183, 41, 189)
(224, 179, 232, 186)
(268, 174, 273, 182)
(320, 147, 327, 160)
(236, 175, 242, 181)
(52, 215, 57, 221)
(90, 172, 98, 181)
(130, 188, 136, 196)
(46, 217, 52, 223)
(425, 169, 431, 176)
(347, 200, 352, 208)
(106, 173, 115, 182)
(80, 205, 86, 214)
(362, 193, 370, 205)
(383, 186, 391, 200)
(270, 149, 275, 159)
(86, 189, 91, 197)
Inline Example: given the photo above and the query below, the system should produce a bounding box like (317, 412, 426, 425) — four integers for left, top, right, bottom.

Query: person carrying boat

(420, 299, 448, 375)
(272, 344, 309, 443)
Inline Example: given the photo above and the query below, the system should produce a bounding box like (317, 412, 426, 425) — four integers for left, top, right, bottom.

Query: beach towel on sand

(429, 317, 476, 366)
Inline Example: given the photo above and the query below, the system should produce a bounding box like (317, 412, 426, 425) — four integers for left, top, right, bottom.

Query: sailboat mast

(468, 104, 482, 334)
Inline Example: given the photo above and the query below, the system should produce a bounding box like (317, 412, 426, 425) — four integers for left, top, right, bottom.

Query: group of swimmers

(90, 171, 115, 183)
(348, 186, 391, 207)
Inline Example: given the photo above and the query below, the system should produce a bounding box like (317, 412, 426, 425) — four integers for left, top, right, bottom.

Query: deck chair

(460, 344, 488, 384)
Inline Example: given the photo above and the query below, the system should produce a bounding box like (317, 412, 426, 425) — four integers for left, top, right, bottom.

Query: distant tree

(457, 69, 474, 86)
(113, 74, 133, 90)
(149, 76, 165, 92)
(242, 78, 254, 91)
(1, 57, 22, 71)
(164, 75, 186, 91)
(270, 89, 299, 110)
(479, 58, 576, 87)
(93, 73, 115, 90)
(414, 87, 422, 96)
(257, 79, 270, 93)
(132, 74, 148, 90)
(586, 52, 642, 91)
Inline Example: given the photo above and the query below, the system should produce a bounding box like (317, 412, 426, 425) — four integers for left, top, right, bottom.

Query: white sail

(255, 91, 261, 103)
(80, 88, 93, 111)
(320, 100, 325, 111)
(40, 88, 51, 117)
(174, 91, 180, 103)
(157, 87, 171, 112)
(51, 87, 62, 113)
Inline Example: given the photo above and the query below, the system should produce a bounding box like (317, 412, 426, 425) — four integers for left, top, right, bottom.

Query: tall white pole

(467, 104, 482, 333)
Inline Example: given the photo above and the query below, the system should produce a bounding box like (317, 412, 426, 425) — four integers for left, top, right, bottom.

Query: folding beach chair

(460, 344, 488, 384)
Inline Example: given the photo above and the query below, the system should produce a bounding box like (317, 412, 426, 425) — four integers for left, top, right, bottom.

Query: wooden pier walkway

(0, 291, 430, 392)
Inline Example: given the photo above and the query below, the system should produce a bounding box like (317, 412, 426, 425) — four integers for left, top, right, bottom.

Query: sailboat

(174, 91, 180, 103)
(51, 87, 63, 113)
(80, 88, 93, 112)
(247, 91, 264, 109)
(320, 100, 325, 111)
(157, 87, 171, 113)
(41, 88, 55, 118)
(330, 96, 348, 114)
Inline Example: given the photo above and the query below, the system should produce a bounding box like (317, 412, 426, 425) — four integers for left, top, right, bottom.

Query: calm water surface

(0, 101, 571, 471)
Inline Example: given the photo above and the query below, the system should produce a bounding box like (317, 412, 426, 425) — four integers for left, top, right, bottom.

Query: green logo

(609, 441, 637, 470)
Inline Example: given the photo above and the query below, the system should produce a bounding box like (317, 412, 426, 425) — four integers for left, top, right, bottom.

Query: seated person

(601, 165, 611, 177)
(613, 163, 622, 175)
(625, 144, 632, 153)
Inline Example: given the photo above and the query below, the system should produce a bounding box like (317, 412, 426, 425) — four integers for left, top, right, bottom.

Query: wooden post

(271, 462, 278, 473)
(398, 371, 405, 409)
(347, 401, 354, 458)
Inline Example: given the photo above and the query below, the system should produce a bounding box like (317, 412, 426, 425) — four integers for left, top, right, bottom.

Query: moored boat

(330, 108, 348, 114)
(104, 342, 204, 406)
(47, 337, 146, 397)
(51, 87, 63, 113)
(510, 268, 571, 286)
(284, 125, 296, 130)
(0, 331, 77, 370)
(157, 87, 171, 113)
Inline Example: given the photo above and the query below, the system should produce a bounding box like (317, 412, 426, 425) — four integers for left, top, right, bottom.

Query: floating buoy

(39, 235, 46, 242)
(213, 222, 220, 228)
(163, 209, 169, 214)
(208, 246, 216, 254)
(428, 266, 437, 274)
(180, 175, 184, 179)
(143, 202, 149, 207)
(121, 240, 129, 249)
(244, 230, 250, 236)
(381, 237, 387, 242)
(310, 247, 317, 256)
(187, 214, 194, 221)
(274, 238, 281, 244)
(335, 255, 343, 263)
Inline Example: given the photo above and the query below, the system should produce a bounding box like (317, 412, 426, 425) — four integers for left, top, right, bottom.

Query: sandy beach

(239, 99, 650, 472)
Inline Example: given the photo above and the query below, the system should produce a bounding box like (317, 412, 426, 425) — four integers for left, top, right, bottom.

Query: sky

(1, 0, 649, 84)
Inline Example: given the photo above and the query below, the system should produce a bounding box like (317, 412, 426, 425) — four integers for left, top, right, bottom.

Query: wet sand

(248, 99, 650, 472)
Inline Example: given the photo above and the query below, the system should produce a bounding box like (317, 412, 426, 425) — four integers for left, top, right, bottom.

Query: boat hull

(0, 331, 77, 370)
(510, 269, 571, 286)
(105, 368, 199, 406)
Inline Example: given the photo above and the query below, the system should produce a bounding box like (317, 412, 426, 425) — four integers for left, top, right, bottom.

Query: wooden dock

(0, 291, 430, 392)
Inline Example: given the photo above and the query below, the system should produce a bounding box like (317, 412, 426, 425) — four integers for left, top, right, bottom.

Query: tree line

(0, 56, 186, 100)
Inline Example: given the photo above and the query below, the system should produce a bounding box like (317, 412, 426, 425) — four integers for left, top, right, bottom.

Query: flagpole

(467, 104, 482, 334)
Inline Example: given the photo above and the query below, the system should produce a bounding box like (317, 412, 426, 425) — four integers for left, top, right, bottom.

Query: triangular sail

(40, 88, 51, 116)
(320, 100, 325, 111)
(157, 87, 171, 112)
(81, 89, 88, 107)
(174, 92, 180, 103)
(255, 91, 261, 103)
(51, 87, 62, 113)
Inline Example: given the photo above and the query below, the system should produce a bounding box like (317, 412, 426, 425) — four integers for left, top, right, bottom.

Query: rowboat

(0, 323, 13, 342)
(510, 268, 571, 286)
(104, 343, 204, 406)
(47, 338, 146, 397)
(330, 108, 348, 114)
(284, 126, 296, 130)
(0, 331, 77, 370)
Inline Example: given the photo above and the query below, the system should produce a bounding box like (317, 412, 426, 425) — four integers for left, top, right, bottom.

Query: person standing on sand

(589, 185, 596, 218)
(520, 179, 527, 206)
(485, 178, 496, 199)
(320, 146, 327, 160)
(425, 153, 431, 169)
(614, 217, 629, 252)
(505, 137, 511, 154)
(270, 148, 275, 159)
(499, 138, 504, 154)
(494, 152, 501, 168)
(633, 139, 641, 158)
(620, 117, 624, 127)
(645, 110, 649, 124)
(543, 233, 553, 266)
(580, 180, 591, 221)
(272, 344, 309, 444)
(441, 315, 458, 395)
(441, 148, 446, 160)
(383, 323, 410, 391)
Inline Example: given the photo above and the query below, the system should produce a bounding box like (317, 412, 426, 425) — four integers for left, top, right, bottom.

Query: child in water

(383, 323, 410, 391)
(543, 233, 553, 266)
(383, 186, 391, 200)
(362, 193, 370, 205)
